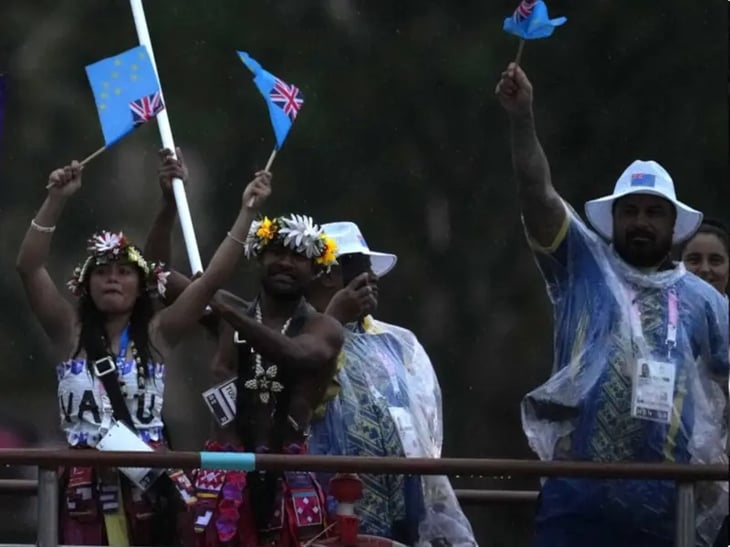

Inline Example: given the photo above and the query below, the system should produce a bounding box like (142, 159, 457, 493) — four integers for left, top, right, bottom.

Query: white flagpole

(128, 0, 204, 274)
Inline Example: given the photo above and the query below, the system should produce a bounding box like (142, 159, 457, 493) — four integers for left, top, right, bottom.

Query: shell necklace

(243, 303, 291, 404)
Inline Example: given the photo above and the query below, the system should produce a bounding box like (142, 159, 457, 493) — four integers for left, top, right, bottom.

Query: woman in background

(681, 218, 729, 296)
(681, 218, 729, 547)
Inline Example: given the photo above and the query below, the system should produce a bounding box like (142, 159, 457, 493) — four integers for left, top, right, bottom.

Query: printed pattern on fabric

(310, 319, 478, 546)
(57, 357, 165, 447)
(190, 442, 327, 546)
(522, 208, 729, 546)
(310, 358, 407, 538)
(59, 451, 182, 545)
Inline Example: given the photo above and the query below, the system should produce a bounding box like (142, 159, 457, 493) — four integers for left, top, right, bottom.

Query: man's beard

(261, 275, 304, 301)
(614, 229, 672, 268)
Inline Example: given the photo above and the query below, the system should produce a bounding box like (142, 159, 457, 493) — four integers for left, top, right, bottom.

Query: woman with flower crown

(16, 158, 271, 545)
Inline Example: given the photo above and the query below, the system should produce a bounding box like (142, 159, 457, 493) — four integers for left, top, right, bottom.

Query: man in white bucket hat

(323, 221, 398, 278)
(497, 63, 728, 547)
(584, 159, 703, 264)
(307, 221, 477, 547)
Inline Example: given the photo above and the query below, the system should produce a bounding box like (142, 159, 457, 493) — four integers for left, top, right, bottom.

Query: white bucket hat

(584, 159, 703, 244)
(321, 221, 398, 277)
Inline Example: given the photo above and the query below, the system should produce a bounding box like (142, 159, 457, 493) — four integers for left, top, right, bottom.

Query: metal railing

(0, 449, 726, 547)
(0, 479, 540, 504)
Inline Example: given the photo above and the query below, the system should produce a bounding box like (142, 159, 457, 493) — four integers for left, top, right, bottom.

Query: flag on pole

(85, 45, 165, 146)
(503, 0, 566, 40)
(236, 51, 304, 150)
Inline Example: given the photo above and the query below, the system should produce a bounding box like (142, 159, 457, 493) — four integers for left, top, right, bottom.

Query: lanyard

(626, 287, 678, 358)
(116, 325, 130, 362)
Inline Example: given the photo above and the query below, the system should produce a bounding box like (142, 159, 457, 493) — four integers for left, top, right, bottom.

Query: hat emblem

(630, 173, 655, 188)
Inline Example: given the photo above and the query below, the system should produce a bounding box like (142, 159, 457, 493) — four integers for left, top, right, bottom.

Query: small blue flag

(85, 45, 164, 147)
(236, 51, 304, 150)
(503, 0, 566, 40)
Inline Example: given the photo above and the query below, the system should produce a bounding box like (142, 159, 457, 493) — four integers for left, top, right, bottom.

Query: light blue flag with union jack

(237, 51, 304, 150)
(503, 0, 566, 40)
(85, 45, 165, 147)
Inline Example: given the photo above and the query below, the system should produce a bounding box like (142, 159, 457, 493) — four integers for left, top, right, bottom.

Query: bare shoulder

(306, 311, 344, 342)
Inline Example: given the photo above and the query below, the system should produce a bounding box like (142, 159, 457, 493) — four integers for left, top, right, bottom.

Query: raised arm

(155, 171, 271, 344)
(496, 63, 566, 248)
(144, 148, 235, 334)
(16, 163, 82, 353)
(211, 295, 344, 373)
(143, 147, 186, 266)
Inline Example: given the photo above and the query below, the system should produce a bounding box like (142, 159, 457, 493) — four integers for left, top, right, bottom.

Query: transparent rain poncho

(521, 205, 729, 546)
(309, 317, 477, 547)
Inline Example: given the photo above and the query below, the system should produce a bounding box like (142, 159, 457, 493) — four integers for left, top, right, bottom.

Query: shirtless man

(144, 149, 344, 546)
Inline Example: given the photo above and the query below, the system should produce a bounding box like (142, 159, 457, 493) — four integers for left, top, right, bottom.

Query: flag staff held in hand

(502, 0, 567, 66)
(44, 146, 106, 189)
(236, 51, 304, 206)
(47, 43, 166, 187)
(52, 31, 203, 274)
(128, 0, 203, 274)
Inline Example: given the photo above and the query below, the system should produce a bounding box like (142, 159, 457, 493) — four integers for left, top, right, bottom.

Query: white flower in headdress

(67, 256, 94, 296)
(69, 231, 170, 299)
(244, 216, 280, 259)
(248, 219, 263, 238)
(278, 214, 324, 257)
(155, 269, 170, 297)
(67, 266, 83, 296)
(243, 239, 256, 258)
(244, 221, 262, 258)
(90, 231, 125, 253)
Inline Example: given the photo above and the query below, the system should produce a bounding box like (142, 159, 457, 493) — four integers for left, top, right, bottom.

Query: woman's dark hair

(680, 218, 730, 257)
(73, 265, 160, 375)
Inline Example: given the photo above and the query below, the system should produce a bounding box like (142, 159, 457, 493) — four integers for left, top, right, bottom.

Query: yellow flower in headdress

(316, 235, 338, 267)
(256, 216, 276, 241)
(127, 246, 149, 275)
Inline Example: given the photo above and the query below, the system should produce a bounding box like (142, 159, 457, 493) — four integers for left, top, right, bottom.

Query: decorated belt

(283, 470, 327, 540)
(192, 441, 247, 541)
(192, 442, 327, 544)
(66, 442, 197, 511)
(167, 467, 197, 506)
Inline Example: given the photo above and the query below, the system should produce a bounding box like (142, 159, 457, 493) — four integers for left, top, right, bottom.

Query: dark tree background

(0, 1, 727, 544)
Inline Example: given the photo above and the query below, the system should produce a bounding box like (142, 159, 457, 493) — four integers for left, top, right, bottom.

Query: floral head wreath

(67, 231, 170, 298)
(244, 214, 338, 270)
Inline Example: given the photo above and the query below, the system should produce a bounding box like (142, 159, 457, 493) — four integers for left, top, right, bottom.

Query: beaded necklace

(103, 327, 146, 391)
(242, 303, 291, 404)
(129, 341, 146, 391)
